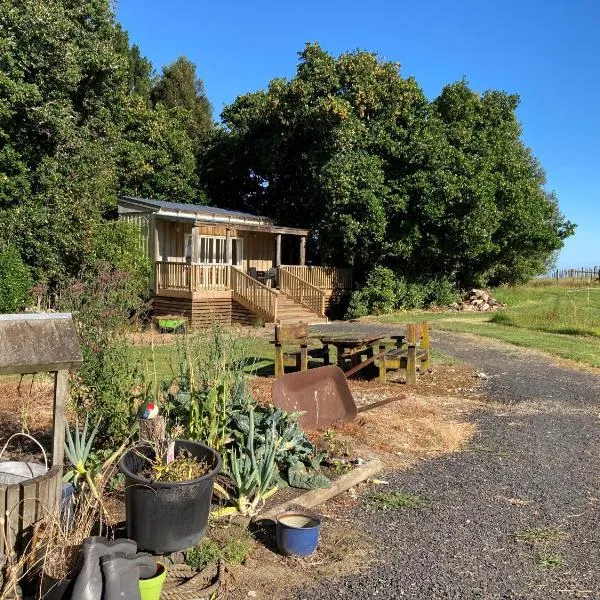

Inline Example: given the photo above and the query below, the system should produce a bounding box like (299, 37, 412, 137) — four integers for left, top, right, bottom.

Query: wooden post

(299, 236, 306, 266)
(300, 345, 308, 371)
(379, 344, 387, 383)
(276, 234, 282, 267)
(421, 321, 431, 371)
(274, 344, 284, 377)
(225, 228, 232, 265)
(52, 370, 68, 468)
(406, 344, 417, 385)
(322, 343, 330, 366)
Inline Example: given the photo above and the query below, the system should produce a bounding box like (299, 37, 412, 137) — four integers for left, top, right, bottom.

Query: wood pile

(450, 289, 506, 312)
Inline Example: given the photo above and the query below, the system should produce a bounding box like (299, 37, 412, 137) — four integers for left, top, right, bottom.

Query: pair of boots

(71, 537, 157, 600)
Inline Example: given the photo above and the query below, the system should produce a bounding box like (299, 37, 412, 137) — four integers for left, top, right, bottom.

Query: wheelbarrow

(272, 365, 404, 429)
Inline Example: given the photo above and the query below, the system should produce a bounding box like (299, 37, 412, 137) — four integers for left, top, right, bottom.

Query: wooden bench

(272, 323, 329, 377)
(377, 322, 431, 385)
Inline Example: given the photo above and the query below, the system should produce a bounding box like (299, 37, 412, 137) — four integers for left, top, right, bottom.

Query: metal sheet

(271, 365, 357, 429)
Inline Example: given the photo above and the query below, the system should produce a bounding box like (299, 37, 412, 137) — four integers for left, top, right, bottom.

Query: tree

(0, 1, 202, 283)
(116, 98, 198, 202)
(152, 56, 213, 143)
(202, 43, 574, 289)
(0, 0, 128, 282)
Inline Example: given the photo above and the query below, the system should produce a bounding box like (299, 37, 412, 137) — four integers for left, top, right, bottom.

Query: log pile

(450, 289, 506, 312)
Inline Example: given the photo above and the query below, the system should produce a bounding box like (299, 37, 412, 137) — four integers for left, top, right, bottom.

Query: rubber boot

(71, 537, 137, 600)
(100, 554, 157, 600)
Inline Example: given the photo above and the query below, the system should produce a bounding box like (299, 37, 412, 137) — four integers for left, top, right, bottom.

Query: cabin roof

(118, 196, 309, 236)
(118, 196, 272, 225)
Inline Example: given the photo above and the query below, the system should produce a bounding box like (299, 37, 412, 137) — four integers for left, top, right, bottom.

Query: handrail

(230, 267, 278, 323)
(155, 262, 230, 292)
(279, 265, 353, 290)
(278, 268, 326, 317)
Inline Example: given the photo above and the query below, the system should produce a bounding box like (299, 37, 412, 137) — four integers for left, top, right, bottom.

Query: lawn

(372, 282, 600, 368)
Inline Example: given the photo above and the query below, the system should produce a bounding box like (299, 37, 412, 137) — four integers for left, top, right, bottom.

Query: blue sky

(117, 0, 599, 269)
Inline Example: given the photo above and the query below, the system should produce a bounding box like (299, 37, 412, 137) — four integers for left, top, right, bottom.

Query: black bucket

(118, 440, 222, 553)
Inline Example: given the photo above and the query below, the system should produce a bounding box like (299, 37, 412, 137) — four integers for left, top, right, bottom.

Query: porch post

(225, 228, 232, 265)
(276, 233, 282, 267)
(299, 236, 306, 266)
(191, 226, 199, 263)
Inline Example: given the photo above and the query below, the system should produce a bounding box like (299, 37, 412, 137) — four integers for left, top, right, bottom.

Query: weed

(535, 552, 565, 569)
(186, 539, 221, 570)
(185, 535, 254, 569)
(330, 459, 353, 475)
(368, 491, 429, 510)
(516, 526, 566, 544)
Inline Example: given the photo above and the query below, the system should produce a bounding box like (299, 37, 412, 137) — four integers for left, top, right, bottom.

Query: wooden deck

(154, 263, 352, 326)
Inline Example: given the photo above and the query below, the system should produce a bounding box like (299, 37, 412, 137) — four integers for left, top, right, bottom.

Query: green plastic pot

(139, 562, 166, 600)
(158, 318, 186, 332)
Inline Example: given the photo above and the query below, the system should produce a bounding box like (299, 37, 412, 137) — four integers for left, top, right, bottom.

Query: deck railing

(230, 267, 278, 323)
(279, 268, 326, 316)
(280, 265, 353, 290)
(155, 262, 230, 292)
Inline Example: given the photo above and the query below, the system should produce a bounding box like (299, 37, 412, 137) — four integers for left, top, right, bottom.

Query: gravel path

(298, 331, 600, 599)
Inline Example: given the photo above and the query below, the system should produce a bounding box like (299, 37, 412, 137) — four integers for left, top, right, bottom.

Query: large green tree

(203, 43, 573, 288)
(0, 0, 201, 283)
(152, 56, 213, 143)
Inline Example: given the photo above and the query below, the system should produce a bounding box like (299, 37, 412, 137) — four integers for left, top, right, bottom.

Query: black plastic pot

(118, 439, 222, 553)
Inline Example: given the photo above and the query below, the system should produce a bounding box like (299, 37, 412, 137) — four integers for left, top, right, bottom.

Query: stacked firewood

(450, 289, 506, 312)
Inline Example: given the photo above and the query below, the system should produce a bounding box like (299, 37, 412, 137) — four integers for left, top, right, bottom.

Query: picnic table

(308, 323, 405, 375)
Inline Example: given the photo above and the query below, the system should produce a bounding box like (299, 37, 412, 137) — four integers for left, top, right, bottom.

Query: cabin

(118, 196, 352, 327)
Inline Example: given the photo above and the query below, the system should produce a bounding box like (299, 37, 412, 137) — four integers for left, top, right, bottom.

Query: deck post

(276, 234, 282, 267)
(299, 236, 306, 266)
(225, 228, 232, 265)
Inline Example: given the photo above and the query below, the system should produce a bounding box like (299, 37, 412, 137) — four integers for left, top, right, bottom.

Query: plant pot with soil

(118, 440, 222, 553)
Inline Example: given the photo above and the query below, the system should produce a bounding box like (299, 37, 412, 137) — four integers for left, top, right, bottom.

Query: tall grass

(492, 286, 600, 337)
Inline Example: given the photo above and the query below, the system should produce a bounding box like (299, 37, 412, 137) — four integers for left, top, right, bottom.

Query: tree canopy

(203, 43, 574, 288)
(0, 0, 208, 282)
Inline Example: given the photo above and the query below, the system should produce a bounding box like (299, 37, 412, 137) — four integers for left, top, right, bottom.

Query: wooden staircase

(276, 291, 327, 325)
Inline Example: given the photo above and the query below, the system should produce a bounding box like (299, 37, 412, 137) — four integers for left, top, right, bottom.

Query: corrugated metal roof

(118, 196, 270, 223)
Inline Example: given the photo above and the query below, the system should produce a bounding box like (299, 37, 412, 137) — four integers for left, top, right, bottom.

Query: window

(193, 236, 243, 265)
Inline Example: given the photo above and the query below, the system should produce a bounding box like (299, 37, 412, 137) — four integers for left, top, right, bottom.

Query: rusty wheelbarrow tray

(272, 365, 404, 429)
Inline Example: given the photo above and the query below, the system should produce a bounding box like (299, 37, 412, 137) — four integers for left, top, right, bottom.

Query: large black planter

(118, 439, 222, 553)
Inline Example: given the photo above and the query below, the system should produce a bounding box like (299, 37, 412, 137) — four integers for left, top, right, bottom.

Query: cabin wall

(238, 231, 275, 272)
(156, 219, 192, 263)
(155, 220, 280, 273)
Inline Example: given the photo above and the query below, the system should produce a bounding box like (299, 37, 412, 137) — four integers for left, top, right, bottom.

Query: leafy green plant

(228, 404, 329, 490)
(64, 416, 101, 497)
(162, 326, 251, 455)
(214, 408, 279, 517)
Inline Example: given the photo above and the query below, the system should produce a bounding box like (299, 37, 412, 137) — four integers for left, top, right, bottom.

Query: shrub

(346, 267, 401, 317)
(57, 262, 149, 444)
(0, 246, 33, 312)
(346, 268, 460, 317)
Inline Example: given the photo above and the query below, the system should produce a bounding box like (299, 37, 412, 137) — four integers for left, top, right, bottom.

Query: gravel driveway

(298, 331, 600, 599)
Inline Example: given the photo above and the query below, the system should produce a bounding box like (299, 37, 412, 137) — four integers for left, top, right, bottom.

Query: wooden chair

(272, 323, 329, 377)
(377, 321, 431, 385)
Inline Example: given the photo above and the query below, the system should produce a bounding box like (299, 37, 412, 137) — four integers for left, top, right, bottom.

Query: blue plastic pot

(275, 512, 321, 556)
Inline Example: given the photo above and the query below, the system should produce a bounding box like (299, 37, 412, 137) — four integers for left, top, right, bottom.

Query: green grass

(372, 283, 600, 368)
(367, 491, 429, 510)
(492, 285, 600, 337)
(535, 552, 565, 569)
(516, 526, 566, 544)
(185, 534, 254, 569)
